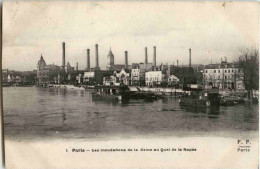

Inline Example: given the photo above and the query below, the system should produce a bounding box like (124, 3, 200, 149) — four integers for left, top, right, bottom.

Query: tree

(48, 69, 60, 83)
(236, 47, 259, 99)
(26, 73, 37, 84)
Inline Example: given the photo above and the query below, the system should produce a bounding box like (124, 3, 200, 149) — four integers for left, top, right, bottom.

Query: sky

(3, 1, 259, 71)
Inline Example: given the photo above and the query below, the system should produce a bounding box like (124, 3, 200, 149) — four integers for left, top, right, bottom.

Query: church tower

(107, 47, 114, 70)
(37, 54, 47, 70)
(36, 54, 48, 84)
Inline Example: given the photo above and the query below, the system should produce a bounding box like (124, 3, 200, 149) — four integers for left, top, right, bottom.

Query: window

(206, 70, 208, 73)
(218, 70, 220, 73)
(214, 70, 216, 73)
(232, 69, 234, 73)
(225, 70, 227, 73)
(228, 70, 230, 73)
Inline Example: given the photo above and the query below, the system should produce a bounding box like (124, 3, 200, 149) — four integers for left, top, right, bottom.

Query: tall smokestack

(76, 62, 78, 72)
(87, 49, 90, 71)
(177, 60, 179, 67)
(125, 51, 128, 69)
(189, 48, 191, 67)
(62, 42, 65, 69)
(145, 47, 148, 64)
(153, 46, 156, 66)
(95, 44, 99, 68)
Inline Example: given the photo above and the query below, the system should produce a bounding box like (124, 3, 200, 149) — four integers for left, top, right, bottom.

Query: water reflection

(180, 105, 220, 116)
(62, 112, 67, 125)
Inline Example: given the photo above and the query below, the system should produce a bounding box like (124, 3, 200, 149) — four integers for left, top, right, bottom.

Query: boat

(179, 84, 220, 109)
(92, 85, 126, 101)
(92, 85, 162, 102)
(220, 96, 241, 106)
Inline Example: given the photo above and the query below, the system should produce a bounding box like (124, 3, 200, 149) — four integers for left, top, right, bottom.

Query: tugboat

(179, 84, 220, 109)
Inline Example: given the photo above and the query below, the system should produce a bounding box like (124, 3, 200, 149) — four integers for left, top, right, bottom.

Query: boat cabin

(180, 84, 220, 108)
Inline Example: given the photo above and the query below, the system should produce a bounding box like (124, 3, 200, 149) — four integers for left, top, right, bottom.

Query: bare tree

(236, 47, 259, 99)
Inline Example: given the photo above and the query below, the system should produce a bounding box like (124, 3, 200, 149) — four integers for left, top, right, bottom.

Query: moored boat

(179, 84, 220, 109)
(92, 85, 162, 102)
(92, 85, 125, 101)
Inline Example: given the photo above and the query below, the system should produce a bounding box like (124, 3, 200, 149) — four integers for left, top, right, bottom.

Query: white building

(76, 74, 82, 84)
(203, 61, 244, 90)
(131, 68, 140, 85)
(113, 69, 130, 85)
(168, 75, 179, 86)
(83, 72, 95, 82)
(103, 68, 130, 86)
(145, 71, 164, 86)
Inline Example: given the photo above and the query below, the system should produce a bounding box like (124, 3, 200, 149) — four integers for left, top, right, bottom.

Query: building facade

(203, 61, 244, 90)
(145, 71, 164, 87)
(168, 74, 179, 86)
(103, 68, 130, 86)
(131, 68, 140, 86)
(65, 62, 74, 73)
(113, 69, 130, 85)
(37, 55, 49, 84)
(132, 62, 153, 86)
(83, 71, 95, 84)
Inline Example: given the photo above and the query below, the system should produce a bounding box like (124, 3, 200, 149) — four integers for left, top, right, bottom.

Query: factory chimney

(189, 48, 191, 67)
(145, 47, 148, 64)
(62, 42, 65, 69)
(125, 51, 128, 69)
(87, 49, 90, 71)
(95, 44, 99, 68)
(153, 46, 156, 66)
(177, 60, 179, 67)
(76, 62, 78, 72)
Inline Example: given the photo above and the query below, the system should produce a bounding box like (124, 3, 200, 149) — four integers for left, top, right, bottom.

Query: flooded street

(3, 87, 258, 140)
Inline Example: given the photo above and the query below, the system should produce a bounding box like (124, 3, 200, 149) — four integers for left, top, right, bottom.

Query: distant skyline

(3, 1, 259, 71)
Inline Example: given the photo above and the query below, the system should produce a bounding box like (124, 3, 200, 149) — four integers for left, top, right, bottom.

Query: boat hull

(179, 97, 220, 109)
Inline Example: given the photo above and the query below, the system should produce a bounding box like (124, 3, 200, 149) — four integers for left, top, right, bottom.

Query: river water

(3, 87, 259, 140)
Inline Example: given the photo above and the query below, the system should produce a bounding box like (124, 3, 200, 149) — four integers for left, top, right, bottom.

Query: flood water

(3, 87, 259, 140)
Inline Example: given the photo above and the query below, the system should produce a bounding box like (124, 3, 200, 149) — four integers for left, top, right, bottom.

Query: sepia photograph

(1, 1, 259, 168)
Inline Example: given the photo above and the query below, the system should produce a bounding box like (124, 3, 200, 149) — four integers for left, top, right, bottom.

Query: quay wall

(139, 87, 183, 93)
(52, 84, 85, 90)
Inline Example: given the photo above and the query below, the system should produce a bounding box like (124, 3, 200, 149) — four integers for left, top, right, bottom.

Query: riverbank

(139, 86, 183, 94)
(2, 84, 35, 87)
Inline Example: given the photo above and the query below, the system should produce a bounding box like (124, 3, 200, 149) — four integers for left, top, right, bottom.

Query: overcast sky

(3, 1, 259, 71)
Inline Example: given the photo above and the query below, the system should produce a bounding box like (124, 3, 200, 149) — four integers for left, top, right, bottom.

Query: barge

(92, 85, 162, 101)
(179, 84, 220, 109)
